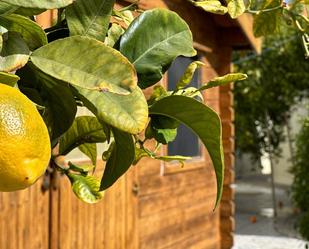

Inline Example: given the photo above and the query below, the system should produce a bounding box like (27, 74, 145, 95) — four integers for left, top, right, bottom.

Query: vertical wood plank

(0, 178, 50, 249)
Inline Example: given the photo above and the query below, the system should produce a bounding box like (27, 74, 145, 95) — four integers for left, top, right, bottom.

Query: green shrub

(299, 212, 309, 241)
(292, 115, 309, 240)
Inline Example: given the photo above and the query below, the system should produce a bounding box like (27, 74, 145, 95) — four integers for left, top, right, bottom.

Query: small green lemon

(0, 83, 51, 191)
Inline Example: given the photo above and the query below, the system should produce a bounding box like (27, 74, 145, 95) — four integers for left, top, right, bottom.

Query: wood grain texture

(0, 178, 49, 249)
(50, 159, 138, 249)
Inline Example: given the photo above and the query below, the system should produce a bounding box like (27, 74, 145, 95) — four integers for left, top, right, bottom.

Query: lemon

(0, 83, 51, 191)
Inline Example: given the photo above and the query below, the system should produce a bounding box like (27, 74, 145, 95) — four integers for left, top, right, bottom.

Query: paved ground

(233, 174, 308, 249)
(233, 235, 307, 249)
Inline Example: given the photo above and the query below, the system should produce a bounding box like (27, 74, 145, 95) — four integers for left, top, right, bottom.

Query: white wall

(273, 100, 308, 186)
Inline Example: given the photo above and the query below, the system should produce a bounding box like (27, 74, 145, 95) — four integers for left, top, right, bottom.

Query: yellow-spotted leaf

(31, 36, 137, 95)
(69, 173, 104, 203)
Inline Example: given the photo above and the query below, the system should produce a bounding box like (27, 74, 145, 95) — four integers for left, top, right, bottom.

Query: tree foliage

(291, 114, 309, 240)
(234, 28, 309, 162)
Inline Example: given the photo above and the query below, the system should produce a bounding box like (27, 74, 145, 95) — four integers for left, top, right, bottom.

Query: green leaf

(227, 0, 246, 18)
(176, 61, 204, 91)
(147, 85, 168, 105)
(0, 2, 18, 15)
(17, 64, 77, 140)
(155, 155, 191, 165)
(199, 73, 248, 91)
(146, 115, 179, 144)
(0, 31, 29, 72)
(189, 0, 228, 15)
(133, 146, 149, 165)
(173, 87, 204, 101)
(76, 86, 148, 134)
(31, 36, 137, 95)
(68, 161, 95, 174)
(104, 23, 124, 47)
(0, 14, 47, 50)
(59, 116, 107, 155)
(150, 127, 177, 144)
(0, 0, 73, 9)
(0, 72, 19, 86)
(112, 9, 134, 26)
(79, 143, 97, 166)
(66, 0, 115, 41)
(120, 8, 196, 88)
(102, 141, 115, 161)
(0, 31, 2, 51)
(149, 95, 224, 208)
(253, 0, 282, 37)
(133, 147, 191, 166)
(69, 173, 104, 203)
(100, 128, 135, 190)
(14, 7, 46, 16)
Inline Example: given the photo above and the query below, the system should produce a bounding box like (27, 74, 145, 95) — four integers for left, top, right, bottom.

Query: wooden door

(0, 178, 50, 249)
(49, 156, 138, 249)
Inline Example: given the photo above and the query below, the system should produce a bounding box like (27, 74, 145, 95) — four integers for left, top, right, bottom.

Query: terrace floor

(233, 174, 308, 249)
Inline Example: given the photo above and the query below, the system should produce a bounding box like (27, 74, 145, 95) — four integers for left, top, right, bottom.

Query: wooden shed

(0, 1, 260, 249)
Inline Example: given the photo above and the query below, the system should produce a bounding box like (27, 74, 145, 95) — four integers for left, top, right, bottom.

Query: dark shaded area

(167, 56, 200, 157)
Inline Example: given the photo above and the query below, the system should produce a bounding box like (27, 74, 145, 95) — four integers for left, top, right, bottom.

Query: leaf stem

(50, 158, 68, 174)
(154, 143, 162, 153)
(246, 5, 283, 14)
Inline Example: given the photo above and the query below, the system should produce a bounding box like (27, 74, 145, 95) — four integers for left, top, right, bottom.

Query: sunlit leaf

(227, 0, 246, 18)
(199, 73, 248, 91)
(133, 146, 150, 165)
(176, 61, 204, 91)
(0, 31, 29, 72)
(66, 0, 115, 41)
(120, 8, 196, 88)
(0, 0, 73, 9)
(76, 86, 148, 134)
(147, 85, 168, 105)
(155, 155, 191, 165)
(31, 36, 137, 95)
(59, 116, 106, 155)
(0, 72, 19, 86)
(113, 9, 134, 26)
(173, 87, 204, 101)
(0, 14, 47, 50)
(69, 173, 104, 203)
(189, 0, 228, 15)
(68, 162, 95, 174)
(104, 23, 124, 47)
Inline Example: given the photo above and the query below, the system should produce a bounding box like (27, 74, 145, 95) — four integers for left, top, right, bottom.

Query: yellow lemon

(0, 83, 51, 191)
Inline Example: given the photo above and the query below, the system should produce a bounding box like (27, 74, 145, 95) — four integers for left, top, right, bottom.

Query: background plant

(233, 27, 309, 164)
(291, 113, 309, 240)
